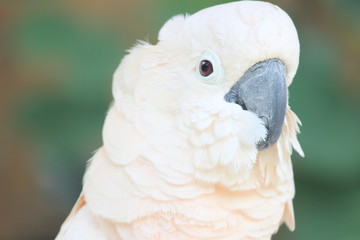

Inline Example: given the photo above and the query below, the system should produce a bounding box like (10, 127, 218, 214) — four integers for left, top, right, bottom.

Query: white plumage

(56, 1, 303, 239)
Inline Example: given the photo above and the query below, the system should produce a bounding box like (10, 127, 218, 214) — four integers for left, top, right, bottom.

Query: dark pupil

(200, 60, 213, 76)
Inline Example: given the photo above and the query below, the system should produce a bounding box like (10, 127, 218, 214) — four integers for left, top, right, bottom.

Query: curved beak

(224, 59, 287, 150)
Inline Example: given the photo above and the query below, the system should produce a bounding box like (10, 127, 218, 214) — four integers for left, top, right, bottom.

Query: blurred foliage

(0, 0, 359, 240)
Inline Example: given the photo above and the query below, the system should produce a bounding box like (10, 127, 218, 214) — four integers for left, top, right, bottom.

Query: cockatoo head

(110, 1, 301, 183)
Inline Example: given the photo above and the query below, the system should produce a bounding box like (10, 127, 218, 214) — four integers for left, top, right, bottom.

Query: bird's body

(56, 1, 303, 239)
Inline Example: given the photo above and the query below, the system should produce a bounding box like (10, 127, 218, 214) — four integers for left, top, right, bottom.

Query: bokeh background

(1, 0, 359, 239)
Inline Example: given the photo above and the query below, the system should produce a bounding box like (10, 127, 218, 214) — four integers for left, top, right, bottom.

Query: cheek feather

(177, 99, 267, 184)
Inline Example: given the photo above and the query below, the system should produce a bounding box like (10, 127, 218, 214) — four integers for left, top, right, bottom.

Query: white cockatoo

(56, 1, 304, 239)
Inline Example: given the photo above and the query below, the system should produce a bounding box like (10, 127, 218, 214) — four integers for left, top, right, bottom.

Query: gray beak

(224, 59, 287, 151)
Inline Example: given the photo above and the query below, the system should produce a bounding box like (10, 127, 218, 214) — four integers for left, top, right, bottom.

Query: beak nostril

(236, 98, 247, 111)
(240, 103, 247, 111)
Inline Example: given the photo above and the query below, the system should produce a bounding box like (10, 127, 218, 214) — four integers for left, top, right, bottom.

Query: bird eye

(197, 51, 223, 84)
(200, 60, 213, 77)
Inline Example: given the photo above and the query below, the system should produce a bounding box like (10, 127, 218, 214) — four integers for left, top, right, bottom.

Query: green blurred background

(1, 0, 359, 239)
